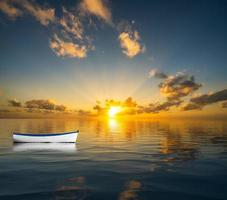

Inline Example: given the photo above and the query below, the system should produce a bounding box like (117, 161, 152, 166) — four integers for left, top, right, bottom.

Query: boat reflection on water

(13, 143, 77, 153)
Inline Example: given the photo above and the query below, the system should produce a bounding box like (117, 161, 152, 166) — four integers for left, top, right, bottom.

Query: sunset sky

(0, 0, 227, 117)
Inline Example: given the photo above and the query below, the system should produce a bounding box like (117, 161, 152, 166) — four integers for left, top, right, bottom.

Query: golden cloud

(0, 0, 55, 26)
(21, 0, 55, 26)
(50, 34, 88, 58)
(93, 97, 137, 115)
(119, 31, 145, 58)
(0, 0, 22, 19)
(79, 0, 112, 24)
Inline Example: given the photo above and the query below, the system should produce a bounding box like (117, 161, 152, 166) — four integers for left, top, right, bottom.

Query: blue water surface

(0, 118, 227, 200)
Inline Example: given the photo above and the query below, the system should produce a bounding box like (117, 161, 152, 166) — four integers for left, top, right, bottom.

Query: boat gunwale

(13, 130, 79, 137)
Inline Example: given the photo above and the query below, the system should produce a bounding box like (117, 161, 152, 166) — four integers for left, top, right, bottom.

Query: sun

(108, 106, 122, 117)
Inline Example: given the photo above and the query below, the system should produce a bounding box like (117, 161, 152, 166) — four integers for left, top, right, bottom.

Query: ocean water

(0, 118, 227, 200)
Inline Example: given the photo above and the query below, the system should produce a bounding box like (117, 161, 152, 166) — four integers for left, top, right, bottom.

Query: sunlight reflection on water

(0, 118, 227, 199)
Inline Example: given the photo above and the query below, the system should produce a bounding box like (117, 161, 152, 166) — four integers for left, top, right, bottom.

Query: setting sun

(108, 106, 122, 117)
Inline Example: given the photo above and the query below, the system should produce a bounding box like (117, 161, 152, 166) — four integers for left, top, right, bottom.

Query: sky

(0, 0, 227, 117)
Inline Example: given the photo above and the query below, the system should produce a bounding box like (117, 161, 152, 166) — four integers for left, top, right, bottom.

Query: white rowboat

(13, 131, 79, 143)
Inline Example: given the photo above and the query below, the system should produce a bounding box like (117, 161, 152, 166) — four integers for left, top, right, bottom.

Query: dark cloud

(123, 97, 137, 108)
(182, 89, 227, 111)
(55, 105, 67, 112)
(181, 102, 202, 111)
(159, 73, 202, 101)
(25, 99, 67, 112)
(138, 100, 182, 113)
(191, 89, 227, 105)
(77, 109, 92, 116)
(8, 99, 22, 107)
(25, 99, 55, 110)
(147, 70, 202, 113)
(150, 70, 202, 101)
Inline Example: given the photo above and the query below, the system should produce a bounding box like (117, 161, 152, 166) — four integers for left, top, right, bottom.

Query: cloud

(157, 72, 202, 101)
(93, 97, 138, 115)
(0, 0, 22, 19)
(77, 109, 92, 116)
(119, 30, 145, 58)
(181, 102, 202, 111)
(123, 97, 137, 108)
(0, 0, 55, 26)
(25, 99, 55, 110)
(182, 89, 227, 110)
(20, 0, 55, 26)
(60, 7, 84, 40)
(147, 70, 202, 113)
(149, 69, 168, 79)
(25, 99, 67, 112)
(50, 34, 89, 58)
(52, 7, 94, 59)
(138, 100, 182, 113)
(79, 0, 112, 24)
(8, 99, 22, 107)
(55, 104, 67, 112)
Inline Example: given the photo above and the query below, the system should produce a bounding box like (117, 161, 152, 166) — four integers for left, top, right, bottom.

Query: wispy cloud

(49, 34, 89, 58)
(60, 7, 84, 40)
(0, 0, 55, 26)
(149, 69, 168, 79)
(20, 0, 55, 26)
(182, 89, 227, 111)
(51, 7, 94, 58)
(79, 0, 112, 24)
(0, 0, 147, 60)
(0, 0, 22, 19)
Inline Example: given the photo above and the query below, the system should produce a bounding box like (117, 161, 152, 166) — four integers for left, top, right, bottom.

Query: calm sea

(0, 118, 227, 200)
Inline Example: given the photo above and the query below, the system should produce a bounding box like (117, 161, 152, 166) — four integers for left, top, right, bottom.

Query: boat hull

(13, 131, 79, 143)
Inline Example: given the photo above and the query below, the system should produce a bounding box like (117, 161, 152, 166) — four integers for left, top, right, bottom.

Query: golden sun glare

(108, 106, 122, 117)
